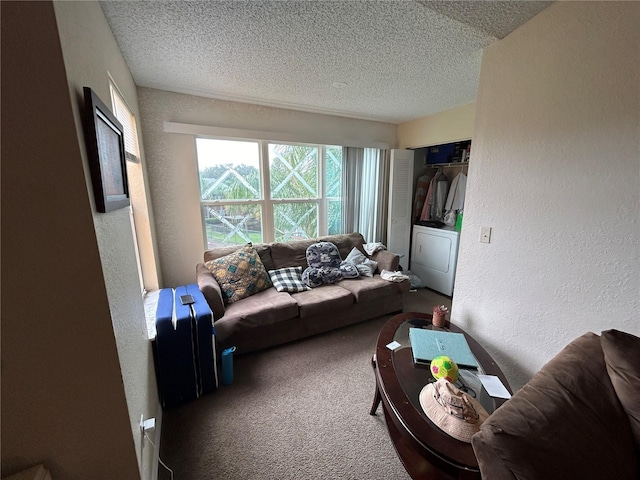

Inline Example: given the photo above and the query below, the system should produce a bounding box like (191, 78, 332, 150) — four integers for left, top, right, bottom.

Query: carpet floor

(158, 288, 450, 480)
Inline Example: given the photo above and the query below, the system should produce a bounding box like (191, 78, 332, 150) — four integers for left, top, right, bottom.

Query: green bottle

(455, 211, 463, 231)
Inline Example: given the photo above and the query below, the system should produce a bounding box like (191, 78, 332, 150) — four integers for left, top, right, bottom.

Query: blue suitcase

(155, 288, 199, 408)
(183, 284, 218, 394)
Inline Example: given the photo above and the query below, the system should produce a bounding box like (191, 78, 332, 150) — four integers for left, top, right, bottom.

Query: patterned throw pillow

(303, 242, 344, 287)
(302, 266, 344, 288)
(305, 241, 342, 268)
(204, 244, 272, 304)
(268, 267, 310, 293)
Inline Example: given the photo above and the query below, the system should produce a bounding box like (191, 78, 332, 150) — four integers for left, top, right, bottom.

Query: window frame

(108, 80, 141, 164)
(108, 78, 145, 293)
(196, 137, 339, 248)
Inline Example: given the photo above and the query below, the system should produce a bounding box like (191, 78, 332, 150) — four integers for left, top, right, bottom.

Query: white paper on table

(386, 341, 401, 351)
(478, 374, 512, 399)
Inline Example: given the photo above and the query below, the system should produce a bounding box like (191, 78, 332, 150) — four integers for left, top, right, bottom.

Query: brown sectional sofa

(471, 329, 640, 479)
(196, 233, 410, 354)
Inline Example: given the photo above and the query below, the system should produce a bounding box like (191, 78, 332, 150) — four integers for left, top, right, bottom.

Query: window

(198, 139, 263, 246)
(196, 138, 342, 248)
(109, 79, 145, 293)
(109, 83, 141, 163)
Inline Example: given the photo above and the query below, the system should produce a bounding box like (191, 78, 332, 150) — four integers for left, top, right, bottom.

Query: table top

(375, 312, 512, 473)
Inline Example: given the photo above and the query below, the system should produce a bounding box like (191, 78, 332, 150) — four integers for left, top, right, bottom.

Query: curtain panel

(341, 147, 390, 243)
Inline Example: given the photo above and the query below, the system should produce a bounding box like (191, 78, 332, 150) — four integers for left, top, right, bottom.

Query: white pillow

(345, 247, 378, 277)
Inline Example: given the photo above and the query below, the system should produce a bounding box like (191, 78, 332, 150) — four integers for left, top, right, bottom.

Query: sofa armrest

(371, 250, 399, 273)
(196, 263, 225, 320)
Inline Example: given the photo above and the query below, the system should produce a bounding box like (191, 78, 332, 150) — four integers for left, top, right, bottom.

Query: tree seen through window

(196, 138, 341, 247)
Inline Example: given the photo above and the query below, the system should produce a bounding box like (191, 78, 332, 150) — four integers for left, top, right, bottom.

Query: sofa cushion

(270, 238, 318, 269)
(204, 244, 272, 304)
(214, 288, 299, 341)
(339, 275, 407, 302)
(601, 329, 640, 456)
(291, 285, 353, 319)
(317, 232, 366, 259)
(471, 332, 639, 480)
(268, 267, 310, 293)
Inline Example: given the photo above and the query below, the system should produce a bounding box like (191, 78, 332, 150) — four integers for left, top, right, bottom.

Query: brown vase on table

(432, 311, 446, 328)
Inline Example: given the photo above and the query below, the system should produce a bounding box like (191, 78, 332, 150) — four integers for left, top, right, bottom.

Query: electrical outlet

(140, 415, 155, 458)
(142, 418, 156, 432)
(140, 414, 145, 446)
(480, 226, 492, 244)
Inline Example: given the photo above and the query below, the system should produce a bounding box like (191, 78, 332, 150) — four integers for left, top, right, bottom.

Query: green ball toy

(430, 355, 459, 383)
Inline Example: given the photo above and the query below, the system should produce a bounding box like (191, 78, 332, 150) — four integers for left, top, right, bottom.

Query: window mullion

(260, 141, 274, 243)
(318, 145, 327, 236)
(200, 203, 209, 250)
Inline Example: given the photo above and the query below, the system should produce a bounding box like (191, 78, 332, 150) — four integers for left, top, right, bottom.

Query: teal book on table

(409, 328, 479, 368)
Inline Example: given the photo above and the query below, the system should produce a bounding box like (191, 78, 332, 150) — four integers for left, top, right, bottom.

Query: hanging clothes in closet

(443, 171, 467, 225)
(419, 171, 449, 222)
(412, 172, 433, 221)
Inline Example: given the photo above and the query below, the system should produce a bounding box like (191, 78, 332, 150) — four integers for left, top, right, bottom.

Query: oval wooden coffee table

(370, 312, 511, 480)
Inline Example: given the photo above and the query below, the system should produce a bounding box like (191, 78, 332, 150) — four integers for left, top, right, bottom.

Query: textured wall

(1, 2, 142, 479)
(138, 87, 398, 287)
(53, 1, 161, 478)
(397, 103, 476, 149)
(452, 1, 640, 390)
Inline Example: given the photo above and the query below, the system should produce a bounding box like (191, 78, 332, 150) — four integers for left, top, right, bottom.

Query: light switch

(480, 226, 491, 243)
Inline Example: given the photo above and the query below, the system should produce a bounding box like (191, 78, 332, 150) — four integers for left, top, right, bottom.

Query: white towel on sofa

(380, 269, 410, 282)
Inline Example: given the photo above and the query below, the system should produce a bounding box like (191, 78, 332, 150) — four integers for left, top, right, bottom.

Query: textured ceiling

(100, 0, 552, 124)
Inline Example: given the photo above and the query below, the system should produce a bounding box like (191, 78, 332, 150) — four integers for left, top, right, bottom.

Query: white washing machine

(410, 225, 460, 296)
